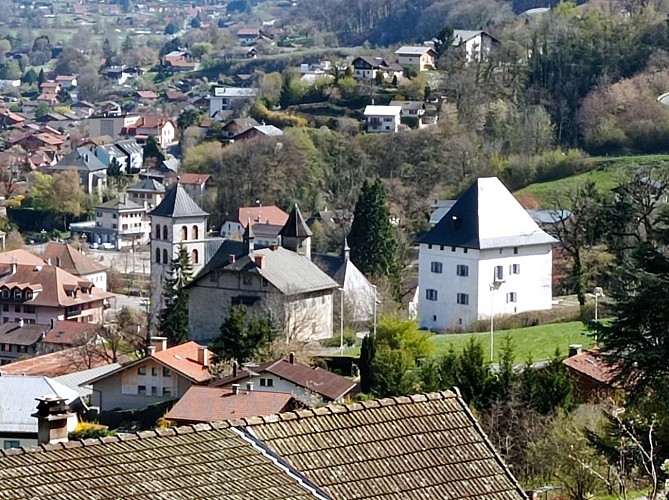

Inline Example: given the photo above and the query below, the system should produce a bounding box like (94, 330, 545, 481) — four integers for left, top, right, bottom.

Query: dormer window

(13, 290, 21, 300)
(1, 289, 8, 298)
(23, 290, 32, 300)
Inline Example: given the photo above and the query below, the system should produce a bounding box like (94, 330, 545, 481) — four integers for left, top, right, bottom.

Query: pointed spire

(243, 218, 254, 254)
(279, 204, 312, 238)
(343, 237, 350, 261)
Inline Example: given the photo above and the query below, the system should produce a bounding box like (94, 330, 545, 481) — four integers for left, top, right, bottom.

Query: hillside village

(2, 0, 669, 498)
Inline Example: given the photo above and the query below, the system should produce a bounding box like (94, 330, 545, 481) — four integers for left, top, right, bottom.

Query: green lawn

(430, 321, 594, 363)
(516, 153, 669, 207)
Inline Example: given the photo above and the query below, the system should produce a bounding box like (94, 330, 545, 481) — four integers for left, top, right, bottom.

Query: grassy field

(430, 321, 594, 363)
(516, 153, 669, 207)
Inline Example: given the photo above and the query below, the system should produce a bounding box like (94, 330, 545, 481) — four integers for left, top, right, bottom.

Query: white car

(89, 243, 99, 249)
(101, 242, 115, 250)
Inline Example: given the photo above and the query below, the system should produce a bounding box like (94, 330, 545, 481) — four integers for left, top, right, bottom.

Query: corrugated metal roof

(54, 363, 121, 398)
(0, 375, 79, 433)
(127, 178, 165, 193)
(149, 184, 208, 218)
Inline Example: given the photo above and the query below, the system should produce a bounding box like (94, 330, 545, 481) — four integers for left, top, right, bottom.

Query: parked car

(101, 242, 115, 250)
(89, 242, 99, 249)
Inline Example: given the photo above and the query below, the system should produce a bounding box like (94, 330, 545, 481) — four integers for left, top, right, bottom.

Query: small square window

(242, 274, 253, 285)
(151, 386, 158, 396)
(507, 292, 517, 303)
(262, 278, 269, 287)
(464, 248, 468, 254)
(260, 378, 266, 387)
(514, 247, 519, 255)
(163, 367, 172, 377)
(430, 262, 443, 273)
(14, 305, 20, 313)
(151, 367, 158, 376)
(137, 366, 147, 375)
(428, 244, 432, 249)
(3, 440, 20, 450)
(138, 385, 146, 395)
(425, 289, 438, 301)
(451, 246, 456, 252)
(162, 387, 172, 396)
(266, 378, 274, 387)
(432, 315, 437, 322)
(2, 304, 7, 312)
(494, 266, 504, 281)
(510, 264, 520, 275)
(456, 265, 469, 277)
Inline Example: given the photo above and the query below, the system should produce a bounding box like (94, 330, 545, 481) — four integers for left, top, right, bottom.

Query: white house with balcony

(364, 105, 402, 133)
(452, 30, 499, 63)
(91, 196, 150, 250)
(418, 177, 555, 331)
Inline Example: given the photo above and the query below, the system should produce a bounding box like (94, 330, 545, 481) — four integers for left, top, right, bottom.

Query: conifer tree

(37, 68, 46, 86)
(159, 245, 193, 345)
(348, 179, 400, 285)
(210, 305, 279, 364)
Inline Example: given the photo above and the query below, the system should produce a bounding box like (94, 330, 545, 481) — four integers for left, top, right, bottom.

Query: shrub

(69, 421, 115, 440)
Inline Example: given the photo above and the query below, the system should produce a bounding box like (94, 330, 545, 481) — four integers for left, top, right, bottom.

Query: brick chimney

(32, 395, 73, 445)
(568, 344, 583, 357)
(254, 255, 265, 269)
(151, 336, 167, 353)
(197, 345, 209, 367)
(228, 254, 236, 263)
(289, 352, 295, 364)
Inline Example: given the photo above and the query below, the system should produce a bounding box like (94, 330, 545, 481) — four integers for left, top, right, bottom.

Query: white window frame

(506, 292, 517, 303)
(456, 293, 469, 305)
(430, 261, 443, 274)
(456, 265, 469, 277)
(425, 289, 438, 301)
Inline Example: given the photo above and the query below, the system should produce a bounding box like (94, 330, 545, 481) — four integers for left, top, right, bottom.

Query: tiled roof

(244, 391, 528, 499)
(563, 348, 620, 386)
(0, 249, 45, 266)
(279, 205, 312, 238)
(177, 172, 211, 185)
(127, 177, 165, 193)
(395, 45, 434, 55)
(43, 242, 106, 276)
(0, 322, 46, 346)
(41, 320, 100, 346)
(0, 345, 127, 378)
(0, 425, 324, 499)
(420, 177, 556, 249)
(233, 205, 288, 226)
(0, 391, 525, 500)
(166, 386, 295, 424)
(96, 197, 143, 211)
(213, 356, 357, 401)
(207, 246, 339, 295)
(149, 183, 208, 218)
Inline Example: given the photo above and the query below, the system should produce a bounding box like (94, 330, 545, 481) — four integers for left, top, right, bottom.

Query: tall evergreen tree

(143, 136, 166, 166)
(159, 245, 193, 345)
(121, 34, 134, 53)
(37, 68, 46, 86)
(348, 179, 400, 284)
(358, 333, 376, 393)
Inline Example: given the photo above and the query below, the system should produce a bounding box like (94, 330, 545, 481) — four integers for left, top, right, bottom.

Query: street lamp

(593, 286, 604, 343)
(371, 284, 378, 336)
(338, 287, 344, 355)
(489, 279, 504, 363)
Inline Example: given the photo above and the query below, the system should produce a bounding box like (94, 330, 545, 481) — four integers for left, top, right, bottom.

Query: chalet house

(418, 177, 555, 331)
(71, 100, 95, 117)
(136, 90, 159, 102)
(127, 177, 166, 209)
(364, 105, 402, 133)
(0, 376, 81, 449)
(85, 337, 214, 411)
(563, 345, 625, 403)
(0, 108, 26, 126)
(351, 56, 403, 80)
(177, 172, 211, 202)
(187, 206, 339, 342)
(0, 390, 529, 499)
(165, 385, 298, 425)
(55, 75, 77, 89)
(389, 100, 427, 127)
(394, 46, 436, 71)
(120, 115, 175, 148)
(42, 242, 107, 291)
(209, 86, 259, 117)
(0, 320, 45, 364)
(452, 29, 500, 63)
(39, 81, 61, 94)
(0, 262, 113, 326)
(213, 353, 358, 404)
(237, 27, 260, 45)
(90, 196, 149, 250)
(234, 124, 283, 141)
(220, 117, 260, 139)
(162, 50, 198, 72)
(100, 65, 141, 86)
(220, 205, 288, 239)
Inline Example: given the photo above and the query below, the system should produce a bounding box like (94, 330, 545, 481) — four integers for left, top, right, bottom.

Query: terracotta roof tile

(176, 172, 211, 185)
(151, 341, 213, 383)
(41, 320, 100, 346)
(233, 205, 289, 226)
(42, 242, 106, 276)
(563, 348, 621, 386)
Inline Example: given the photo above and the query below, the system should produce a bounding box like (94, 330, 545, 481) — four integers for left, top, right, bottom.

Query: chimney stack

(32, 395, 73, 445)
(232, 361, 238, 377)
(150, 336, 167, 353)
(228, 254, 236, 263)
(254, 255, 265, 269)
(18, 318, 23, 327)
(568, 344, 583, 357)
(197, 345, 209, 367)
(147, 346, 156, 356)
(289, 352, 295, 364)
(232, 383, 240, 395)
(246, 381, 254, 392)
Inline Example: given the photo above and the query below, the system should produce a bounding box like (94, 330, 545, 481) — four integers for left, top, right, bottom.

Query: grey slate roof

(0, 322, 46, 346)
(149, 183, 208, 218)
(49, 147, 107, 173)
(279, 205, 313, 238)
(421, 177, 555, 249)
(0, 375, 79, 434)
(96, 197, 143, 211)
(127, 177, 165, 193)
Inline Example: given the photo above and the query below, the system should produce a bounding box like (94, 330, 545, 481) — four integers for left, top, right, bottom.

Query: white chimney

(197, 346, 209, 367)
(246, 381, 254, 392)
(18, 318, 23, 327)
(151, 336, 167, 353)
(568, 344, 583, 357)
(232, 383, 240, 395)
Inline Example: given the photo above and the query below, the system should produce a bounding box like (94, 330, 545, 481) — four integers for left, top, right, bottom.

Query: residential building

(418, 177, 555, 331)
(220, 117, 260, 139)
(85, 338, 214, 411)
(188, 205, 339, 342)
(120, 115, 175, 149)
(0, 321, 45, 364)
(388, 100, 427, 127)
(42, 242, 107, 291)
(0, 390, 529, 498)
(220, 205, 289, 239)
(394, 46, 436, 71)
(165, 385, 298, 425)
(176, 172, 211, 202)
(208, 86, 259, 117)
(0, 249, 46, 267)
(87, 112, 141, 141)
(563, 345, 624, 403)
(46, 146, 108, 195)
(100, 65, 141, 85)
(364, 105, 402, 133)
(213, 353, 357, 404)
(71, 100, 95, 117)
(0, 263, 113, 326)
(0, 375, 81, 449)
(351, 56, 403, 80)
(149, 182, 209, 311)
(452, 29, 499, 63)
(127, 177, 166, 209)
(234, 124, 283, 141)
(237, 27, 260, 45)
(115, 139, 144, 172)
(55, 75, 77, 89)
(89, 197, 149, 250)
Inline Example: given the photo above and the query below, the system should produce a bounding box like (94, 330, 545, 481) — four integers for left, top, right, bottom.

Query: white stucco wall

(418, 243, 553, 331)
